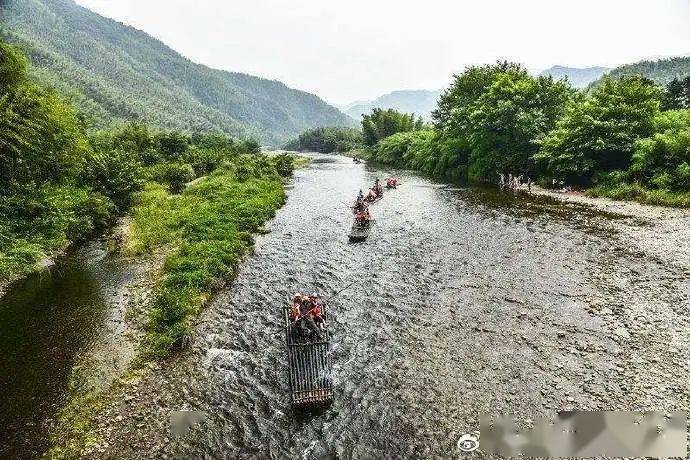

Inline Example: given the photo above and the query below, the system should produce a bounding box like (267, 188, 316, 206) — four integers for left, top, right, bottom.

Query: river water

(93, 154, 688, 458)
(3, 154, 689, 458)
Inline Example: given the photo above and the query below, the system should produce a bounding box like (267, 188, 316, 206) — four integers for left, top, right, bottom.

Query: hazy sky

(75, 0, 690, 104)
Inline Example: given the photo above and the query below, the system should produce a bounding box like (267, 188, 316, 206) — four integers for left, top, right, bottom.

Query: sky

(75, 0, 690, 105)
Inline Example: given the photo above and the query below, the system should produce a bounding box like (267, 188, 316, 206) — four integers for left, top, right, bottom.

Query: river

(3, 154, 689, 458)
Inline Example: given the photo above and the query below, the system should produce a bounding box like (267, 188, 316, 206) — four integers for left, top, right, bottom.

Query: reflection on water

(0, 241, 127, 458)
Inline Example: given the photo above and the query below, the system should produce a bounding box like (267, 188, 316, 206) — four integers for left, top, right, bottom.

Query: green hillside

(603, 55, 690, 86)
(0, 0, 353, 145)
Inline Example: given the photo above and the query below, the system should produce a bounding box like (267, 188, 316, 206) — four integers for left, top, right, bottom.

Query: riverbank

(41, 155, 687, 458)
(44, 154, 298, 458)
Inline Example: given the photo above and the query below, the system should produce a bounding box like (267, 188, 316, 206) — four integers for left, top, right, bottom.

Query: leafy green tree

(155, 131, 190, 159)
(285, 126, 363, 153)
(662, 77, 690, 110)
(361, 108, 422, 146)
(0, 42, 88, 189)
(466, 71, 573, 180)
(433, 61, 525, 138)
(628, 110, 690, 190)
(536, 76, 661, 184)
(0, 41, 27, 88)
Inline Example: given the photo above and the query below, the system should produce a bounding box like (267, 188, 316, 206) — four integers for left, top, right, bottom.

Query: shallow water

(0, 240, 132, 458)
(4, 154, 689, 459)
(101, 154, 690, 459)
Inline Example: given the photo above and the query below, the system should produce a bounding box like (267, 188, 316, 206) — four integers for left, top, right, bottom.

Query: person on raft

(353, 199, 367, 214)
(290, 293, 325, 338)
(373, 178, 383, 195)
(386, 178, 398, 189)
(355, 208, 371, 224)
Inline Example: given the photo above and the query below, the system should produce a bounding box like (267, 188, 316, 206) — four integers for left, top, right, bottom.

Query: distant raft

(348, 219, 373, 242)
(283, 304, 333, 406)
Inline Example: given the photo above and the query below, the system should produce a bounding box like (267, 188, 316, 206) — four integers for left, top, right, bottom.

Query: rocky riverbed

(6, 155, 689, 458)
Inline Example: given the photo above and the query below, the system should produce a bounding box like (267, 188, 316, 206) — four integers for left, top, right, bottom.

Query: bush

(146, 162, 195, 193)
(82, 148, 143, 210)
(274, 153, 295, 177)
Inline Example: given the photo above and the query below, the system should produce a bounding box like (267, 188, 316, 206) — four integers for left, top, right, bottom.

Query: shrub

(146, 162, 195, 193)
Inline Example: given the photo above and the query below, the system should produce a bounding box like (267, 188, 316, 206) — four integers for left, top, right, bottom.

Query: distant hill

(0, 0, 353, 145)
(341, 89, 443, 121)
(601, 55, 690, 87)
(539, 66, 610, 88)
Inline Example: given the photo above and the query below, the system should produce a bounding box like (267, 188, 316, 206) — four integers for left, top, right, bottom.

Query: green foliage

(129, 159, 287, 359)
(1, 0, 354, 144)
(536, 75, 661, 185)
(0, 52, 89, 188)
(361, 108, 424, 146)
(602, 56, 690, 88)
(662, 77, 690, 110)
(285, 126, 363, 153)
(146, 162, 195, 194)
(82, 148, 143, 210)
(0, 39, 27, 87)
(628, 110, 690, 191)
(274, 152, 296, 177)
(465, 70, 573, 180)
(0, 185, 112, 279)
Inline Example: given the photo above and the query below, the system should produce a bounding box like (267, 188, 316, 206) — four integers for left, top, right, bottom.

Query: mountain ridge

(539, 65, 610, 88)
(0, 0, 354, 144)
(340, 89, 442, 120)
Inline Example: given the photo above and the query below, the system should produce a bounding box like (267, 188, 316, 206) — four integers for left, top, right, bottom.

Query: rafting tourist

(386, 178, 398, 189)
(308, 293, 326, 331)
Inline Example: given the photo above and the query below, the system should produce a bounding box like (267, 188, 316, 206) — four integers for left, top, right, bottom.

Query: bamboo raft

(283, 305, 333, 406)
(349, 220, 373, 242)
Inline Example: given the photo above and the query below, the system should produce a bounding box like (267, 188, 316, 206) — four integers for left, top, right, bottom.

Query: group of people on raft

(351, 177, 397, 225)
(289, 292, 326, 339)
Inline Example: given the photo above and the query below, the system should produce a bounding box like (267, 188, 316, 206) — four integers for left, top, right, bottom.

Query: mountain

(602, 55, 690, 87)
(0, 0, 353, 145)
(340, 89, 443, 121)
(539, 66, 610, 89)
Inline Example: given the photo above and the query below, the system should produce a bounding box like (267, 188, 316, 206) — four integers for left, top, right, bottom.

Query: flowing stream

(2, 154, 689, 458)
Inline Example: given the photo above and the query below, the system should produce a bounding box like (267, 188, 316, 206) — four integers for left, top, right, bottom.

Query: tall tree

(361, 108, 422, 146)
(536, 75, 661, 184)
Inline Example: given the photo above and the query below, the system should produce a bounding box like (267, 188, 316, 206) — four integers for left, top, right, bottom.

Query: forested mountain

(539, 66, 609, 88)
(341, 89, 442, 120)
(0, 0, 353, 145)
(602, 55, 690, 86)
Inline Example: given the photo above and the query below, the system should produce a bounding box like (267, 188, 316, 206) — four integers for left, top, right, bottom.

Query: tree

(536, 76, 662, 185)
(662, 77, 690, 110)
(285, 126, 363, 153)
(0, 41, 27, 88)
(466, 71, 573, 180)
(361, 108, 422, 146)
(628, 110, 690, 191)
(0, 42, 88, 189)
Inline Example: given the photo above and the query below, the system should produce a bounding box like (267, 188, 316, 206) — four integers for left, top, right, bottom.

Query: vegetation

(662, 76, 690, 110)
(535, 76, 661, 185)
(126, 155, 288, 359)
(284, 126, 363, 153)
(0, 40, 112, 281)
(602, 55, 690, 87)
(362, 108, 425, 146)
(0, 0, 354, 145)
(0, 41, 298, 337)
(362, 61, 690, 207)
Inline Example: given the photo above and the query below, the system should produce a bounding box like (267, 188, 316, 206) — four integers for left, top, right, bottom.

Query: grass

(587, 183, 690, 208)
(126, 157, 287, 360)
(0, 185, 113, 283)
